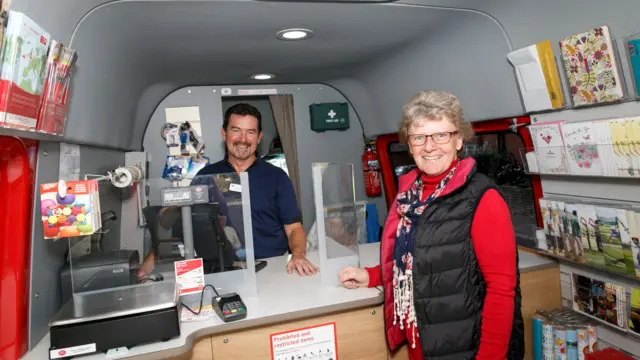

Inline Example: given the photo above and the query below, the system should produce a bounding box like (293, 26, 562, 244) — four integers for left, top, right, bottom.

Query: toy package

(162, 155, 190, 181)
(40, 179, 102, 239)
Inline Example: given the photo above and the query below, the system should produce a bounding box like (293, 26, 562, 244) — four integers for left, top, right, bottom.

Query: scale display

(160, 185, 209, 206)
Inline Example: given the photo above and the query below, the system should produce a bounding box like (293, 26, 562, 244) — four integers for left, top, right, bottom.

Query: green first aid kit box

(309, 102, 350, 132)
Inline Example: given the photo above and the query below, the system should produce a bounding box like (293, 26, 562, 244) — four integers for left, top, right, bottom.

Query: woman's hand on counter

(339, 266, 369, 289)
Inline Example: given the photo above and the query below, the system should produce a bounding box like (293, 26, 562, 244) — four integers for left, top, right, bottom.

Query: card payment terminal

(213, 293, 247, 322)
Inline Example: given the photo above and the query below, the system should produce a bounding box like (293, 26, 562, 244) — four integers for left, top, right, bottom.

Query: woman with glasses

(339, 90, 524, 360)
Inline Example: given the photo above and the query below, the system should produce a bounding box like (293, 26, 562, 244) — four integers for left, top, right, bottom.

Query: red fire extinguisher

(362, 141, 382, 197)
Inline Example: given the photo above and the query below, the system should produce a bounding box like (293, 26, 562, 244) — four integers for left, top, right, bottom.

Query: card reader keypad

(213, 293, 247, 322)
(222, 300, 244, 315)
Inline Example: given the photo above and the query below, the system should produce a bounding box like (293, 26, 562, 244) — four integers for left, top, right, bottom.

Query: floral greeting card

(560, 26, 624, 107)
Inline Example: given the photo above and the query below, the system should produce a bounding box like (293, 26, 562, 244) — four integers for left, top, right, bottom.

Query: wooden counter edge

(122, 293, 384, 360)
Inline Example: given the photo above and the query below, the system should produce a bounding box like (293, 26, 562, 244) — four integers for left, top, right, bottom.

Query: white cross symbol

(328, 110, 336, 118)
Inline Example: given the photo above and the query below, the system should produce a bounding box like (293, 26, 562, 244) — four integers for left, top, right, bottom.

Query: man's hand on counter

(286, 253, 319, 276)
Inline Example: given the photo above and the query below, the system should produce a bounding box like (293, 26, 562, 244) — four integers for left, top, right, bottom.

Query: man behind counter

(194, 103, 318, 276)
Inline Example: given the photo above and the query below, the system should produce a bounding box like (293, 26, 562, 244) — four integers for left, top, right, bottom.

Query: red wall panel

(376, 116, 543, 228)
(0, 136, 36, 360)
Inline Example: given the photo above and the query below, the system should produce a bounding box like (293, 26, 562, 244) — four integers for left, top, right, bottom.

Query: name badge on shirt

(229, 183, 242, 192)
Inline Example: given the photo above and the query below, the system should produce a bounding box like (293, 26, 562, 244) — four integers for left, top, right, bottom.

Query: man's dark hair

(223, 103, 262, 132)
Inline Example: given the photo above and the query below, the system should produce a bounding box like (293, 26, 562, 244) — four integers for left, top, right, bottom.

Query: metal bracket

(508, 117, 526, 134)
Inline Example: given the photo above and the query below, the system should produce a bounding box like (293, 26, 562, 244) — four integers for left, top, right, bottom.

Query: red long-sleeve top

(366, 166, 517, 360)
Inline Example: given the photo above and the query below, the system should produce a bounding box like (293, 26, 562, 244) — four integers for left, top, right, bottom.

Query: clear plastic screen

(312, 162, 360, 286)
(64, 172, 256, 310)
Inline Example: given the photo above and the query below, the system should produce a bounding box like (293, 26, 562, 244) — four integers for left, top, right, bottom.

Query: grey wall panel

(408, 0, 640, 50)
(143, 84, 388, 231)
(12, 0, 110, 43)
(28, 142, 67, 350)
(14, 0, 640, 147)
(332, 8, 520, 135)
(132, 83, 179, 150)
(81, 147, 127, 252)
(13, 0, 521, 147)
(28, 142, 125, 349)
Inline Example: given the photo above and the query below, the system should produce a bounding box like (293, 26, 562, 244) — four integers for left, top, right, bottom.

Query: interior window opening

(464, 131, 536, 248)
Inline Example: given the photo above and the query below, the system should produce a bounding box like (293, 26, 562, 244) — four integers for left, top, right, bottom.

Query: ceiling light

(276, 28, 314, 41)
(250, 74, 275, 80)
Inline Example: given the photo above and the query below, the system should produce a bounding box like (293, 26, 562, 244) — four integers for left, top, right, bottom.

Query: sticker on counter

(229, 183, 242, 192)
(270, 322, 337, 360)
(50, 343, 97, 359)
(174, 258, 204, 296)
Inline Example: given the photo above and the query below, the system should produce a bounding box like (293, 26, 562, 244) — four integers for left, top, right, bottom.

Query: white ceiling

(71, 1, 444, 84)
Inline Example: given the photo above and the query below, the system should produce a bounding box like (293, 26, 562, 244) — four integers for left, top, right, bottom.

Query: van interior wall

(11, 0, 640, 352)
(28, 142, 126, 349)
(9, 0, 519, 151)
(9, 0, 640, 147)
(142, 84, 389, 231)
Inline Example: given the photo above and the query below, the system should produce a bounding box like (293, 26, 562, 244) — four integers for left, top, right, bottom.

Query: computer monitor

(143, 202, 237, 274)
(190, 203, 237, 273)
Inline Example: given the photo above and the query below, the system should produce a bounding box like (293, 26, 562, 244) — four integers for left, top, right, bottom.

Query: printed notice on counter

(59, 143, 80, 181)
(174, 258, 204, 296)
(180, 304, 214, 322)
(270, 323, 337, 360)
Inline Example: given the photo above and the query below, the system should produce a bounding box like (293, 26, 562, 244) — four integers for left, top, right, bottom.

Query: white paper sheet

(507, 45, 553, 112)
(59, 143, 80, 181)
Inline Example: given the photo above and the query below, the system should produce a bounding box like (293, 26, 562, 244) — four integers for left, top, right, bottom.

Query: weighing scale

(48, 281, 180, 359)
(48, 185, 210, 359)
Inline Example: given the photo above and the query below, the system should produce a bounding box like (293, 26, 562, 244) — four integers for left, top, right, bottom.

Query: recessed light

(276, 28, 314, 41)
(250, 74, 275, 80)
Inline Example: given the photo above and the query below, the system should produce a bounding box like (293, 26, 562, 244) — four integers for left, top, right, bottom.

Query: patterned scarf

(392, 164, 458, 348)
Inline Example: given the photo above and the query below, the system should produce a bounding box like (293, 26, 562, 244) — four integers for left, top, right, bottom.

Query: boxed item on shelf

(39, 179, 102, 240)
(0, 10, 50, 130)
(35, 40, 77, 135)
(533, 307, 598, 359)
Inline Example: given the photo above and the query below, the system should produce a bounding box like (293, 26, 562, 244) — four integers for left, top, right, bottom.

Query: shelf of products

(520, 145, 640, 179)
(521, 116, 640, 179)
(509, 25, 634, 117)
(0, 10, 77, 139)
(534, 196, 640, 280)
(533, 306, 637, 359)
(536, 247, 640, 284)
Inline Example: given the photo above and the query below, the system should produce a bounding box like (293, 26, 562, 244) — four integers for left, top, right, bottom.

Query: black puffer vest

(412, 166, 525, 359)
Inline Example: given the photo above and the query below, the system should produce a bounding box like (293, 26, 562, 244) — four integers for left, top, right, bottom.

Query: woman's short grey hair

(399, 90, 475, 143)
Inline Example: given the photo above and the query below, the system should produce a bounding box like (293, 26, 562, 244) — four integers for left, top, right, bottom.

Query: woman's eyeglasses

(408, 131, 459, 146)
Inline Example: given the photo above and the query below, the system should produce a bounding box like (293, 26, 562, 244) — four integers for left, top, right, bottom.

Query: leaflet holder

(312, 162, 360, 286)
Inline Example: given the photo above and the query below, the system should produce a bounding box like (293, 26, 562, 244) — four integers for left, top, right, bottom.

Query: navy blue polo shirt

(194, 156, 302, 259)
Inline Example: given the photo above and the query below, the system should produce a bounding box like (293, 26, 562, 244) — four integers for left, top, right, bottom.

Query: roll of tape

(111, 166, 143, 188)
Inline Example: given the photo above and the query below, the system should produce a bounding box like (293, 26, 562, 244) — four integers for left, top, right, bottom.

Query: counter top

(518, 247, 558, 273)
(22, 243, 556, 360)
(23, 243, 383, 360)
